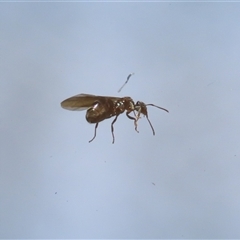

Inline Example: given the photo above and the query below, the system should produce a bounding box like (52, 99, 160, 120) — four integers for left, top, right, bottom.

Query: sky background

(1, 2, 240, 239)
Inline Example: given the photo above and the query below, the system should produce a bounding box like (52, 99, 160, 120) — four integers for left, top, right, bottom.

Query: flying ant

(61, 75, 168, 143)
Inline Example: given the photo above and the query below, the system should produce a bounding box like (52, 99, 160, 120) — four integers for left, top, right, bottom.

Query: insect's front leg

(126, 112, 139, 133)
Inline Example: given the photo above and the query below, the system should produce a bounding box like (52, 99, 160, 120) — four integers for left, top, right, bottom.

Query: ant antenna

(118, 73, 134, 93)
(146, 103, 169, 113)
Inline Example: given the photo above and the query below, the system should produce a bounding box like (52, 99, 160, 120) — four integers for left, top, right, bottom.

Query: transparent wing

(61, 94, 101, 111)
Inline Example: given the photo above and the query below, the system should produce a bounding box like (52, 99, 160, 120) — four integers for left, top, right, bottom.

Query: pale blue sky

(1, 2, 240, 238)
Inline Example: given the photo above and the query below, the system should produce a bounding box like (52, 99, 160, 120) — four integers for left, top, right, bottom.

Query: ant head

(134, 101, 169, 136)
(134, 101, 148, 116)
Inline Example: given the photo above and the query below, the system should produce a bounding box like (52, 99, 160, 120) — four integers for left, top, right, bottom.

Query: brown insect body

(61, 93, 168, 143)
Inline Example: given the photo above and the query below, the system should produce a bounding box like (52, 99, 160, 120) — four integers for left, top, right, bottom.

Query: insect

(61, 93, 168, 143)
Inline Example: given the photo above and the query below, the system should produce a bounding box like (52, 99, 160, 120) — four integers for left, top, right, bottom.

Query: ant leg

(111, 115, 119, 144)
(89, 122, 99, 143)
(126, 112, 139, 133)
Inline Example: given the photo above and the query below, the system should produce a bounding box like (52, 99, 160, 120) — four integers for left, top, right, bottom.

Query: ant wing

(61, 94, 102, 111)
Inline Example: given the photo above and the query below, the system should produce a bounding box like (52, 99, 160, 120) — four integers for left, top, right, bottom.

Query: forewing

(61, 94, 101, 111)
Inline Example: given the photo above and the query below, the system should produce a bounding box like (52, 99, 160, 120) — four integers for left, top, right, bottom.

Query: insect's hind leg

(89, 122, 99, 143)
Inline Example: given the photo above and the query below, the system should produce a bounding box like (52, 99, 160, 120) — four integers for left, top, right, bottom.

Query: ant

(61, 74, 168, 143)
